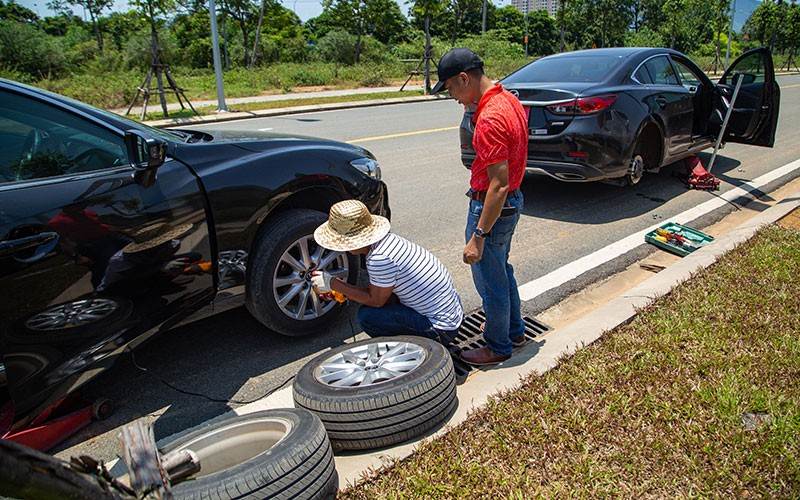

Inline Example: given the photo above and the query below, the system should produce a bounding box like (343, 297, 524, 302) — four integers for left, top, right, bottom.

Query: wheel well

(637, 122, 663, 171)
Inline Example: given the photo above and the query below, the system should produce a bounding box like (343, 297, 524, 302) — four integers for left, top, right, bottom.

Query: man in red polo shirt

(433, 48, 528, 365)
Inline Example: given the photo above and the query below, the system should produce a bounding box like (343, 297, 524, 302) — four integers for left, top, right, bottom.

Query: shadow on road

(53, 303, 362, 458)
(519, 153, 747, 224)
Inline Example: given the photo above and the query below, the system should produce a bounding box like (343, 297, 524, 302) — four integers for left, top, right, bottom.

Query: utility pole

(209, 0, 227, 112)
(726, 0, 736, 68)
(481, 0, 487, 34)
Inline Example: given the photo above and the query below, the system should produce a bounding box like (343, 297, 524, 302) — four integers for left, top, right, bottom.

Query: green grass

(342, 223, 800, 498)
(30, 58, 530, 110)
(138, 89, 426, 122)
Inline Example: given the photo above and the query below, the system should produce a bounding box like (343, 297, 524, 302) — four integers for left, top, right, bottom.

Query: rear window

(503, 55, 624, 84)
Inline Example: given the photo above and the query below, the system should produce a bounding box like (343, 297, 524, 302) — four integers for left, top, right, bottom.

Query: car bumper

(363, 180, 391, 220)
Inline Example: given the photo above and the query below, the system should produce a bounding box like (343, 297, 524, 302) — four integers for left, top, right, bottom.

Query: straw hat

(122, 222, 193, 254)
(314, 200, 390, 252)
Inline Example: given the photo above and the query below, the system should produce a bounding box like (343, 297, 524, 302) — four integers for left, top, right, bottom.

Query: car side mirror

(125, 129, 167, 171)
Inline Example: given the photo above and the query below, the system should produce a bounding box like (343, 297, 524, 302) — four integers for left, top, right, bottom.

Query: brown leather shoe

(460, 346, 510, 366)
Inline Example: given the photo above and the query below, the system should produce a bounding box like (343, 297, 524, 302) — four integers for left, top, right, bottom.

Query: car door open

(713, 47, 780, 147)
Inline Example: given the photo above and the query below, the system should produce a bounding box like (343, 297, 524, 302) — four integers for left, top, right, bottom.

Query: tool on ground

(687, 72, 744, 191)
(645, 222, 714, 257)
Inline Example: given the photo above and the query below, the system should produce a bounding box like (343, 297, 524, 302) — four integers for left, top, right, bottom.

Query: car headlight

(350, 157, 381, 180)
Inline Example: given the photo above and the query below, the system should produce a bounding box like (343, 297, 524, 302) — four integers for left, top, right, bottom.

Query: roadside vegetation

(342, 222, 800, 498)
(2, 0, 799, 110)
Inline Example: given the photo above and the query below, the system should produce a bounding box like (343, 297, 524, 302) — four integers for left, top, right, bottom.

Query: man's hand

(463, 235, 484, 265)
(311, 271, 333, 293)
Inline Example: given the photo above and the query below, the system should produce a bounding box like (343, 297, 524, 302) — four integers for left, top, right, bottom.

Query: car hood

(501, 82, 602, 102)
(184, 128, 369, 156)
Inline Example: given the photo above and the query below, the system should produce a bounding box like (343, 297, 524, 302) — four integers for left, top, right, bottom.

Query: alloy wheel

(272, 235, 348, 321)
(313, 341, 427, 387)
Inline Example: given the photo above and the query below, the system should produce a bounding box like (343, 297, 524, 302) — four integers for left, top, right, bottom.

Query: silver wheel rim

(273, 235, 348, 321)
(628, 154, 644, 185)
(314, 341, 427, 387)
(25, 298, 118, 331)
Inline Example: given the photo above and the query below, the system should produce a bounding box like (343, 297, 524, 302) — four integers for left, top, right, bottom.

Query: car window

(0, 90, 127, 184)
(671, 58, 702, 88)
(633, 66, 654, 84)
(503, 55, 624, 84)
(721, 52, 766, 85)
(643, 56, 680, 86)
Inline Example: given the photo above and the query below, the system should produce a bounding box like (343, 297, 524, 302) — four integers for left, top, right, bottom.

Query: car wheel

(247, 209, 359, 337)
(9, 297, 133, 344)
(626, 152, 645, 186)
(293, 336, 458, 451)
(162, 409, 337, 500)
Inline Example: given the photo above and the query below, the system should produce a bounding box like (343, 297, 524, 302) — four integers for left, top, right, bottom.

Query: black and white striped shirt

(367, 233, 463, 331)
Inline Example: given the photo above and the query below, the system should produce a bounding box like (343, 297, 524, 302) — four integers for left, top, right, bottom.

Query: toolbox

(644, 222, 714, 257)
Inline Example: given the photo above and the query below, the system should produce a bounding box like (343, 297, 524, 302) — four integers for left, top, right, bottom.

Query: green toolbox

(644, 222, 714, 257)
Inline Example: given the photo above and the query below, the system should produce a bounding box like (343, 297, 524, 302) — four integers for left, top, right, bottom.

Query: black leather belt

(466, 189, 519, 202)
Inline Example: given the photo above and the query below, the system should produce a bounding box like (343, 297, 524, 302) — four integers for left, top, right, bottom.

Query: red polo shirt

(470, 84, 528, 192)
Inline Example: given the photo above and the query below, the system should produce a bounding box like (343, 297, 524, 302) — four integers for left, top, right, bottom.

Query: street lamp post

(209, 0, 228, 112)
(524, 0, 529, 57)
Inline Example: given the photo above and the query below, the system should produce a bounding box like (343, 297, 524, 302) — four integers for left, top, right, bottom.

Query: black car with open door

(460, 47, 780, 185)
(0, 79, 390, 442)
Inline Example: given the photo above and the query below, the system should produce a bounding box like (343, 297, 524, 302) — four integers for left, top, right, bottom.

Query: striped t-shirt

(367, 233, 463, 331)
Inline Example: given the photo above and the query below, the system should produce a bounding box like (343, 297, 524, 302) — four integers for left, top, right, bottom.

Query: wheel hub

(314, 341, 427, 387)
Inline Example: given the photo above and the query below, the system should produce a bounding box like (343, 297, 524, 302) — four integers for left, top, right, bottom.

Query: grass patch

(138, 89, 426, 122)
(342, 224, 800, 498)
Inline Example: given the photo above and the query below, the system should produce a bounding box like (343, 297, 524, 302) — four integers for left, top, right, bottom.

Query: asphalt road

(56, 74, 800, 462)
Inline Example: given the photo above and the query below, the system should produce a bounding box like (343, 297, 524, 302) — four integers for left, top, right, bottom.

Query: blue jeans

(358, 303, 458, 346)
(466, 190, 525, 356)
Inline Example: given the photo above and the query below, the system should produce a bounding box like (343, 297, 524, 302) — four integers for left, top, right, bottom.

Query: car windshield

(503, 55, 624, 84)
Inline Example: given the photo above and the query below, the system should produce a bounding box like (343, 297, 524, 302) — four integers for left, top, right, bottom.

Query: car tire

(626, 149, 646, 186)
(247, 209, 359, 337)
(293, 336, 458, 451)
(163, 408, 338, 500)
(9, 296, 133, 344)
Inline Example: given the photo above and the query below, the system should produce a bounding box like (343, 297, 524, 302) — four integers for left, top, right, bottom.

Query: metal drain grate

(447, 310, 552, 378)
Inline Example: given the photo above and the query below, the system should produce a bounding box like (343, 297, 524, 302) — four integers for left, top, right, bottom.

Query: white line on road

(517, 158, 800, 302)
(258, 127, 274, 131)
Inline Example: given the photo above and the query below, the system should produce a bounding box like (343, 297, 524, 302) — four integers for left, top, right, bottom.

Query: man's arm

(331, 278, 394, 308)
(477, 160, 510, 234)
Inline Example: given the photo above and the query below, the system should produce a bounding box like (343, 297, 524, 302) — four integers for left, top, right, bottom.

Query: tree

(48, 0, 112, 52)
(743, 0, 781, 50)
(0, 0, 38, 23)
(525, 9, 557, 55)
(709, 0, 730, 72)
(783, 1, 800, 70)
(223, 0, 256, 65)
(318, 0, 408, 62)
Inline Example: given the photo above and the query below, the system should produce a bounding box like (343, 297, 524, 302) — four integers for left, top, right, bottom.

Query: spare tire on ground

(161, 408, 337, 500)
(293, 336, 457, 451)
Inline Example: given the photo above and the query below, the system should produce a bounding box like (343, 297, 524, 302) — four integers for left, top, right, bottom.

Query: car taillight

(547, 95, 617, 115)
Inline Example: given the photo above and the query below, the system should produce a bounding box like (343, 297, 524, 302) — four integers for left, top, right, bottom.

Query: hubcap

(314, 341, 426, 387)
(273, 235, 348, 321)
(25, 298, 118, 331)
(628, 154, 644, 185)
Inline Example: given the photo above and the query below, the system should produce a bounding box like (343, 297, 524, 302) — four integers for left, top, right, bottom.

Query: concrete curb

(107, 189, 800, 486)
(143, 95, 448, 128)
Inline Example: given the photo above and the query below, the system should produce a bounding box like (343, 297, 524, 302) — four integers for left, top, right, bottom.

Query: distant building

(511, 0, 559, 16)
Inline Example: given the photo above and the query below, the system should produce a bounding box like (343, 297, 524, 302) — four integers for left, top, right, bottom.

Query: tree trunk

(89, 9, 104, 53)
(250, 0, 267, 67)
(424, 15, 431, 94)
(239, 19, 250, 66)
(0, 440, 130, 500)
(219, 0, 231, 69)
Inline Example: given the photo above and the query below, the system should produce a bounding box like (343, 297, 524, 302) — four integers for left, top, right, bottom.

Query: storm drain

(447, 310, 552, 378)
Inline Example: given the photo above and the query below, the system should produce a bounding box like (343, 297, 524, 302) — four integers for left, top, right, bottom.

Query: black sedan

(461, 47, 780, 185)
(0, 79, 389, 432)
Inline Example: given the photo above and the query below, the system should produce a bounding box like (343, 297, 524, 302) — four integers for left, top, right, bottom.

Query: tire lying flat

(162, 408, 337, 500)
(293, 336, 457, 451)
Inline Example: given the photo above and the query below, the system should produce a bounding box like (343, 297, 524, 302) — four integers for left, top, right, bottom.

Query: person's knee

(357, 305, 378, 326)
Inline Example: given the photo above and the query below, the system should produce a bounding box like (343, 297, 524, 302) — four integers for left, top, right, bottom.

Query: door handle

(0, 232, 59, 258)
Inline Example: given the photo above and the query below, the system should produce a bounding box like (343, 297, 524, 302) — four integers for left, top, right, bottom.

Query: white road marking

(517, 158, 800, 302)
(258, 127, 274, 131)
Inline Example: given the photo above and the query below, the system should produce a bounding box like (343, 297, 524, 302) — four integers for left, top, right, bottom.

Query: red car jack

(686, 155, 720, 191)
(1, 395, 113, 452)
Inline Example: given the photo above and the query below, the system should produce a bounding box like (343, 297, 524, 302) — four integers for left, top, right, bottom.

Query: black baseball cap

(431, 48, 484, 94)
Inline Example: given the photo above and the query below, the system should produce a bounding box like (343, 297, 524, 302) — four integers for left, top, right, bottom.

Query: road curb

(106, 188, 800, 488)
(143, 94, 448, 128)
